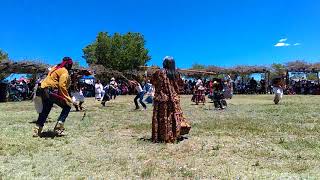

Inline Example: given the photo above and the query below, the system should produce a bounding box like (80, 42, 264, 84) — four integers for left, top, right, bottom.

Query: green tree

(271, 63, 286, 75)
(72, 61, 83, 69)
(0, 49, 8, 62)
(306, 73, 318, 81)
(82, 32, 150, 71)
(269, 63, 286, 81)
(191, 63, 207, 70)
(0, 49, 9, 80)
(82, 43, 97, 65)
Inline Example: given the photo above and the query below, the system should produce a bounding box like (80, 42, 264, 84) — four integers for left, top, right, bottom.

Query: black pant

(213, 92, 223, 108)
(111, 88, 117, 99)
(102, 93, 111, 102)
(36, 88, 71, 127)
(134, 92, 146, 109)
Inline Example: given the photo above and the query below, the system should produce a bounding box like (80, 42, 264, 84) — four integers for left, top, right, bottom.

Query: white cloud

(274, 42, 290, 47)
(274, 38, 300, 47)
(279, 38, 287, 42)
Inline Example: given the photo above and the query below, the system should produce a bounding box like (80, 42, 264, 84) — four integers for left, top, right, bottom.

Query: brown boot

(54, 122, 65, 136)
(32, 125, 43, 137)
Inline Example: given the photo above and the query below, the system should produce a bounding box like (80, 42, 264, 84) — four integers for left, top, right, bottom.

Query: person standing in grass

(32, 57, 73, 137)
(212, 80, 226, 109)
(272, 76, 286, 104)
(71, 84, 85, 111)
(94, 80, 104, 101)
(101, 83, 111, 107)
(109, 77, 118, 99)
(143, 80, 154, 104)
(130, 80, 147, 110)
(151, 56, 191, 143)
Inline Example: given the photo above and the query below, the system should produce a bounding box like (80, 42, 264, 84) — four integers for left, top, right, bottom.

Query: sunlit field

(0, 95, 320, 179)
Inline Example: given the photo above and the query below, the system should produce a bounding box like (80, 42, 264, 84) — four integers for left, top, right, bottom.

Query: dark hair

(63, 57, 73, 70)
(63, 57, 72, 62)
(55, 56, 73, 71)
(163, 57, 176, 80)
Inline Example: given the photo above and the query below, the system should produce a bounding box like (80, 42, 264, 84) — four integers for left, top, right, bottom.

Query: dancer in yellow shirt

(33, 57, 73, 137)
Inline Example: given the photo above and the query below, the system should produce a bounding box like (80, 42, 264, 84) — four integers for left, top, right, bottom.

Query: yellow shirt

(41, 66, 72, 104)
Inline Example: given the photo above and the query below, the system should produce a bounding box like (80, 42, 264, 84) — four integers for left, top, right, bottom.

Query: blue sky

(1, 0, 320, 69)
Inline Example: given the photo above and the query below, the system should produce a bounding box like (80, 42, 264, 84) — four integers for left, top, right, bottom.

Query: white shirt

(196, 79, 202, 86)
(146, 83, 153, 94)
(95, 83, 103, 92)
(110, 80, 117, 87)
(135, 84, 143, 93)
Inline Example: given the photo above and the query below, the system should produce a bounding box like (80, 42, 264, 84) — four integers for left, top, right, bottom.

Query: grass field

(0, 95, 320, 179)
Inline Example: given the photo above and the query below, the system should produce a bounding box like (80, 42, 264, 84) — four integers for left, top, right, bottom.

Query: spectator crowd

(2, 75, 320, 103)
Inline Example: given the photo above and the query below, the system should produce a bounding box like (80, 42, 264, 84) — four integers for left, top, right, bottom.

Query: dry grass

(0, 95, 320, 179)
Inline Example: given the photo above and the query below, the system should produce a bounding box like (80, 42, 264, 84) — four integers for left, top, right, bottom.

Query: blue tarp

(81, 75, 95, 79)
(4, 74, 28, 81)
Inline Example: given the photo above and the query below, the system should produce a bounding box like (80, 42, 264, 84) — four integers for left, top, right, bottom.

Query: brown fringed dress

(151, 69, 191, 143)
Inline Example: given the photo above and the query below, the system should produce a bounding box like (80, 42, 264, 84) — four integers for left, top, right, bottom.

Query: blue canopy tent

(78, 75, 95, 97)
(79, 75, 95, 85)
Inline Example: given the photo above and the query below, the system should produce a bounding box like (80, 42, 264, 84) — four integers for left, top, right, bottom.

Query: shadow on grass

(127, 109, 148, 112)
(29, 120, 55, 124)
(69, 110, 85, 113)
(138, 137, 152, 142)
(177, 136, 189, 142)
(138, 136, 189, 143)
(190, 103, 206, 106)
(40, 131, 65, 139)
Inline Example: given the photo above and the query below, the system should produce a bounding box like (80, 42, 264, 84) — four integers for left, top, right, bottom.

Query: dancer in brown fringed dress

(151, 56, 191, 143)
